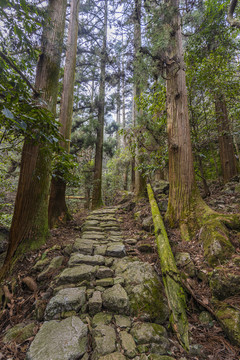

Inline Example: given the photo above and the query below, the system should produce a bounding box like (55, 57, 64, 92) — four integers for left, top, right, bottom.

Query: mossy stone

(92, 312, 113, 327)
(216, 303, 240, 346)
(3, 322, 37, 343)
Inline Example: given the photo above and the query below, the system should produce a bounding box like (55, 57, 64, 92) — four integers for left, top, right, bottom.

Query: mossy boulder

(199, 220, 234, 267)
(175, 252, 195, 277)
(209, 268, 240, 300)
(3, 322, 37, 343)
(113, 258, 169, 324)
(215, 303, 240, 346)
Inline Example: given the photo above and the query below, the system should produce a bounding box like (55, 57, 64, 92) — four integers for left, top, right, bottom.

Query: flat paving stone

(102, 284, 130, 314)
(26, 316, 88, 360)
(92, 325, 117, 357)
(45, 287, 86, 320)
(96, 266, 114, 279)
(96, 278, 114, 287)
(58, 265, 96, 284)
(89, 291, 102, 315)
(82, 232, 105, 240)
(120, 331, 137, 358)
(114, 315, 131, 328)
(73, 238, 94, 254)
(69, 253, 105, 266)
(94, 245, 107, 256)
(106, 244, 126, 258)
(92, 313, 113, 327)
(99, 353, 126, 360)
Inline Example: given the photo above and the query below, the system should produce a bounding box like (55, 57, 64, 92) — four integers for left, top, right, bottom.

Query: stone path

(27, 207, 174, 360)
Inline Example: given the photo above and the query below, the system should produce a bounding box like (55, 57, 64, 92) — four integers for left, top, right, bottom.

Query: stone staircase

(26, 207, 174, 360)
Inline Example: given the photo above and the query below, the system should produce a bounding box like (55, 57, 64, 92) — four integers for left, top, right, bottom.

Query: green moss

(216, 303, 240, 346)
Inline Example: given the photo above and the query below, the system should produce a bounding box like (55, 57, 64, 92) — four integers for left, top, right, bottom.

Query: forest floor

(0, 179, 240, 360)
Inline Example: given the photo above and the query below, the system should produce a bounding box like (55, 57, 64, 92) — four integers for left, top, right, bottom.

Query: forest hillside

(0, 0, 240, 359)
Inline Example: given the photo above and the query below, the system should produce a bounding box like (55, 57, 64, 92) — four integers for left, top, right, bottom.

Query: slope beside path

(26, 207, 173, 360)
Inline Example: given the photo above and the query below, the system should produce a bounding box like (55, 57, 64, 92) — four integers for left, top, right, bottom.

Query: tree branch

(227, 0, 240, 28)
(0, 51, 40, 96)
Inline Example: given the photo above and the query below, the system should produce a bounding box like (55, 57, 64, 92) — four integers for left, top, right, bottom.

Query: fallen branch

(147, 183, 189, 351)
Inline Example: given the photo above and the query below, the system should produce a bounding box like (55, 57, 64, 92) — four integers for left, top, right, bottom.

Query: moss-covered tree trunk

(48, 0, 80, 228)
(147, 184, 189, 350)
(0, 0, 67, 279)
(215, 94, 238, 183)
(92, 0, 108, 210)
(133, 0, 146, 197)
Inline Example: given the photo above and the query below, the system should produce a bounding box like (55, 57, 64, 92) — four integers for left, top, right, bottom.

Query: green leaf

(2, 107, 14, 120)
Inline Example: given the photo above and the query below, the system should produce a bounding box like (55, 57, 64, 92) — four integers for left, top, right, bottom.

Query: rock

(123, 238, 137, 245)
(69, 253, 105, 266)
(37, 256, 64, 280)
(34, 299, 47, 321)
(106, 244, 126, 258)
(96, 278, 114, 287)
(58, 265, 96, 284)
(137, 243, 153, 253)
(141, 216, 153, 232)
(153, 181, 169, 194)
(199, 220, 234, 266)
(63, 244, 73, 256)
(150, 340, 170, 355)
(120, 331, 137, 358)
(113, 259, 169, 323)
(94, 246, 107, 256)
(26, 316, 88, 360)
(99, 353, 126, 360)
(209, 268, 240, 300)
(33, 258, 51, 272)
(130, 322, 167, 345)
(114, 315, 131, 328)
(89, 291, 102, 315)
(148, 356, 175, 360)
(73, 238, 94, 254)
(215, 303, 240, 346)
(92, 325, 116, 357)
(189, 344, 203, 356)
(44, 287, 86, 320)
(199, 311, 213, 324)
(96, 266, 114, 279)
(3, 322, 37, 344)
(92, 313, 113, 327)
(82, 232, 105, 240)
(102, 284, 130, 314)
(114, 277, 125, 286)
(175, 252, 195, 277)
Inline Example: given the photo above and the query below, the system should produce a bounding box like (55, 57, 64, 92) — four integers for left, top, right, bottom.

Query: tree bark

(133, 0, 146, 197)
(1, 0, 67, 278)
(48, 0, 80, 228)
(92, 0, 108, 209)
(227, 0, 240, 28)
(165, 0, 198, 227)
(215, 95, 238, 183)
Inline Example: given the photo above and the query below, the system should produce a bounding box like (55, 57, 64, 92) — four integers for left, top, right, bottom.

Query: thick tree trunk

(116, 62, 121, 150)
(165, 0, 198, 227)
(92, 0, 108, 209)
(133, 0, 146, 197)
(215, 95, 238, 183)
(1, 0, 67, 278)
(48, 0, 80, 228)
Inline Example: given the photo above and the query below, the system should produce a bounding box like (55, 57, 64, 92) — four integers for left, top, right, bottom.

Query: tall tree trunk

(164, 0, 240, 255)
(133, 0, 146, 197)
(1, 0, 67, 278)
(48, 0, 80, 228)
(116, 61, 121, 150)
(92, 0, 108, 209)
(215, 94, 238, 183)
(165, 0, 198, 227)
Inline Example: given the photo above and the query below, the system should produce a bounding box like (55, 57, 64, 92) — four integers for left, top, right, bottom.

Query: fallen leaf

(22, 277, 38, 292)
